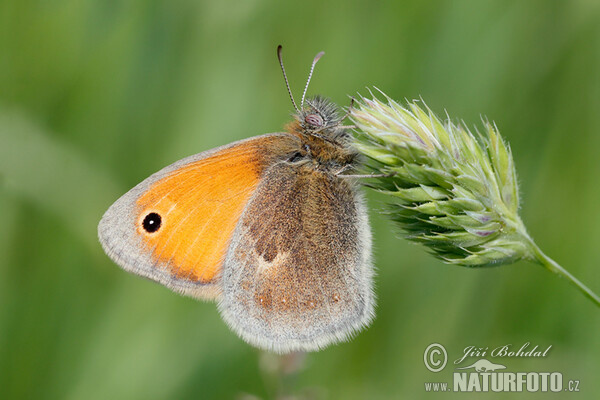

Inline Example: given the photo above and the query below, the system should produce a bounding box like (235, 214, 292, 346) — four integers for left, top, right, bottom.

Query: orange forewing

(135, 135, 298, 284)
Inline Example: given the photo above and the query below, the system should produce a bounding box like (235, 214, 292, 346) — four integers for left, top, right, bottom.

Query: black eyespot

(142, 212, 161, 233)
(305, 113, 324, 127)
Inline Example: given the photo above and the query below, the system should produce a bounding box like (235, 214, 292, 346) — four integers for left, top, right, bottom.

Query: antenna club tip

(312, 51, 325, 64)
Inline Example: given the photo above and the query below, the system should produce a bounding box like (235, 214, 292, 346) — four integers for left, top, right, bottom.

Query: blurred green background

(1, 0, 599, 399)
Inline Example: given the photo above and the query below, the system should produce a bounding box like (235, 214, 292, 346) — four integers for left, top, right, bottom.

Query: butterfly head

(286, 95, 346, 138)
(298, 95, 342, 133)
(277, 46, 342, 136)
(277, 46, 356, 166)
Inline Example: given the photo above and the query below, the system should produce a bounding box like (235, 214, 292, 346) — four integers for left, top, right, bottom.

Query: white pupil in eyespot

(143, 212, 161, 233)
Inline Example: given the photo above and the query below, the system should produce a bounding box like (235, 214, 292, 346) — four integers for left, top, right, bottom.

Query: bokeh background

(1, 0, 599, 399)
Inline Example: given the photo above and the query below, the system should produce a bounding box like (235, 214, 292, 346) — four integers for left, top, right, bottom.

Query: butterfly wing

(98, 133, 300, 300)
(218, 162, 374, 353)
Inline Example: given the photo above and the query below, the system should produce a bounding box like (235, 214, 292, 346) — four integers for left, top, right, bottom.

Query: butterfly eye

(142, 212, 162, 233)
(288, 152, 305, 162)
(305, 113, 324, 127)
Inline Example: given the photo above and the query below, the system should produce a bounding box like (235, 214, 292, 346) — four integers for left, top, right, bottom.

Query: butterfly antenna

(277, 45, 299, 113)
(301, 51, 325, 107)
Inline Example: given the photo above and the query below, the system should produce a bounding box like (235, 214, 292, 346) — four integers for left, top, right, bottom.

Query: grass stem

(525, 238, 600, 307)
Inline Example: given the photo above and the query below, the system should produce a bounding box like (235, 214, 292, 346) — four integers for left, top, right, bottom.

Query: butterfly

(98, 46, 374, 353)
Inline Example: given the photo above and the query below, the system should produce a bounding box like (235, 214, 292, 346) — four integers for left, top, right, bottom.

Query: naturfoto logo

(423, 343, 580, 393)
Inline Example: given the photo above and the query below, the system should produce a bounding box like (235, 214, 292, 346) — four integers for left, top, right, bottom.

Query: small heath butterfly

(98, 46, 374, 353)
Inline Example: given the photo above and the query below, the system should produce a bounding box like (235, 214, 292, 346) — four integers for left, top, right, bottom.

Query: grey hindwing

(218, 161, 374, 353)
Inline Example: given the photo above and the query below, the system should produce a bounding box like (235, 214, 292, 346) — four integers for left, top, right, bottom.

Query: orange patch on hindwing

(135, 139, 282, 284)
